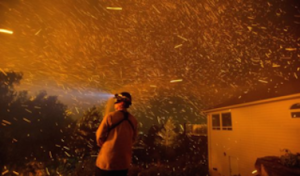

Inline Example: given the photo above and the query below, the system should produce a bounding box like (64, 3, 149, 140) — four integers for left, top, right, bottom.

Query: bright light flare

(106, 7, 122, 10)
(170, 79, 183, 83)
(0, 29, 13, 34)
(90, 92, 114, 98)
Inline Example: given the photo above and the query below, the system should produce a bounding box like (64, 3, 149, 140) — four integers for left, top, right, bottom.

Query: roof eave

(203, 93, 300, 114)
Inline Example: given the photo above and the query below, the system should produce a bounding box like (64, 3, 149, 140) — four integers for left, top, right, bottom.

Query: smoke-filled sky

(1, 0, 300, 125)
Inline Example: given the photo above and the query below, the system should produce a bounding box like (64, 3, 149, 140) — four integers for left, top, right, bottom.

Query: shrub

(280, 149, 300, 168)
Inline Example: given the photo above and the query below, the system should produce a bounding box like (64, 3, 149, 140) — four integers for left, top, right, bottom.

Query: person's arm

(96, 114, 111, 147)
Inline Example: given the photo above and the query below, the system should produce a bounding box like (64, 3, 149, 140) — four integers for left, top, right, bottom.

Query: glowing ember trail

(0, 28, 13, 34)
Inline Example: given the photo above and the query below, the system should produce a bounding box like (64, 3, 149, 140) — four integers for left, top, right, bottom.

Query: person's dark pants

(95, 167, 128, 176)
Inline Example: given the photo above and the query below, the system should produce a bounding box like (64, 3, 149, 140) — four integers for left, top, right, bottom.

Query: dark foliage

(139, 124, 164, 163)
(72, 156, 100, 176)
(137, 163, 208, 176)
(0, 71, 74, 172)
(132, 96, 205, 133)
(280, 150, 300, 168)
(68, 106, 103, 159)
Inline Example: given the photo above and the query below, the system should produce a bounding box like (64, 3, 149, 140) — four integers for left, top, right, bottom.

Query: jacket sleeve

(96, 114, 111, 147)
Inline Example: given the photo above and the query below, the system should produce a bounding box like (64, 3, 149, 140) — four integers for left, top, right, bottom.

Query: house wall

(207, 97, 300, 176)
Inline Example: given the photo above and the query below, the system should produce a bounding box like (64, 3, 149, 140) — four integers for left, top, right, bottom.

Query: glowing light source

(49, 151, 53, 159)
(285, 48, 297, 51)
(258, 79, 268, 84)
(2, 120, 11, 125)
(0, 29, 13, 34)
(0, 68, 7, 76)
(174, 44, 183, 48)
(252, 170, 258, 174)
(170, 79, 183, 83)
(2, 170, 9, 175)
(106, 7, 122, 10)
(177, 35, 188, 41)
(23, 118, 31, 123)
(64, 151, 71, 157)
(12, 171, 19, 175)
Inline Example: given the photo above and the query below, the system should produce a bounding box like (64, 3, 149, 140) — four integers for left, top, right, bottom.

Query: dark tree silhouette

(156, 117, 178, 148)
(141, 124, 163, 163)
(70, 106, 103, 159)
(0, 71, 74, 173)
(66, 106, 104, 176)
(0, 71, 23, 172)
(132, 95, 205, 133)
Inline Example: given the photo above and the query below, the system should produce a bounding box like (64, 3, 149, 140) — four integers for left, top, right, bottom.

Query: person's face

(114, 101, 125, 110)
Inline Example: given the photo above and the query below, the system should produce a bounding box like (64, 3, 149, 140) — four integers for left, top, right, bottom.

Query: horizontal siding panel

(208, 97, 300, 176)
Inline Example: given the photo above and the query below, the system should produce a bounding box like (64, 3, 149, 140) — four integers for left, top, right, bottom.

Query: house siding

(207, 97, 300, 176)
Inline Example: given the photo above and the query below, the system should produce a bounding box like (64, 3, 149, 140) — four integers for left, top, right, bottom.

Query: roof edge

(203, 93, 300, 113)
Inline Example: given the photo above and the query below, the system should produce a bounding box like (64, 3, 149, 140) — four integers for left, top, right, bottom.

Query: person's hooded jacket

(96, 110, 138, 170)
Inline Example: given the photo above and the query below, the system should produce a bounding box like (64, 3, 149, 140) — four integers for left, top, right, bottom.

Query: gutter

(203, 93, 300, 113)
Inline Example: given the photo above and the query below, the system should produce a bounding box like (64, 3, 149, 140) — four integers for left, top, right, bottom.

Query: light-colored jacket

(96, 110, 138, 170)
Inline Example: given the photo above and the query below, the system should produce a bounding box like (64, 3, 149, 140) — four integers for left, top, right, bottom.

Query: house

(203, 82, 300, 176)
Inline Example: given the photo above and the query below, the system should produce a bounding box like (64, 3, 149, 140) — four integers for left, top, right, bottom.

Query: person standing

(95, 92, 138, 176)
